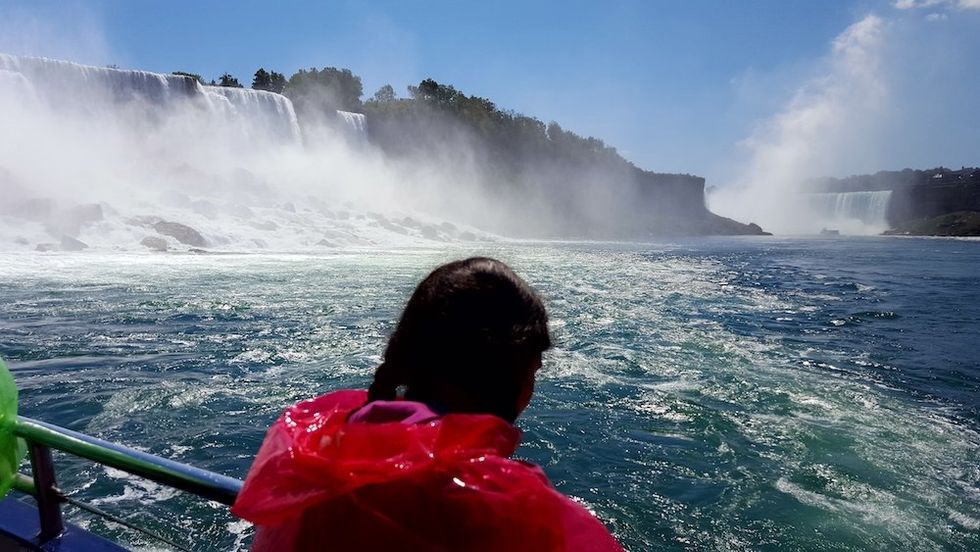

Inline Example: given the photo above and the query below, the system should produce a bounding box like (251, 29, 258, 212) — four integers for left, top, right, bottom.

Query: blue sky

(1, 0, 978, 186)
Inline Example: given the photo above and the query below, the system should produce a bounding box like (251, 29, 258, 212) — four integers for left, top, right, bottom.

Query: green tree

(285, 67, 363, 115)
(252, 68, 271, 91)
(217, 73, 243, 88)
(371, 84, 396, 103)
(172, 71, 204, 85)
(269, 71, 287, 94)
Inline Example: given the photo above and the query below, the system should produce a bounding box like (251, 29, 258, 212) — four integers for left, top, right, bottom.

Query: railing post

(28, 442, 64, 543)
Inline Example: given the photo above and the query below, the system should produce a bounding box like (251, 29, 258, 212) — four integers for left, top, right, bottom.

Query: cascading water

(807, 190, 893, 234)
(207, 87, 301, 144)
(336, 110, 367, 140)
(0, 54, 301, 145)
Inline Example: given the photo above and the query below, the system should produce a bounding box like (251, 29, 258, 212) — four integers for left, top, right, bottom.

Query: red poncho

(232, 390, 623, 551)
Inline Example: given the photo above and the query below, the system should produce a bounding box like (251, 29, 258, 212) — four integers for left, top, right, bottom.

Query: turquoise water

(1, 237, 979, 551)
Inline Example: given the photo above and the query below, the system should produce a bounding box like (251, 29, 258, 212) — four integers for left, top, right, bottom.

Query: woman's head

(368, 257, 551, 422)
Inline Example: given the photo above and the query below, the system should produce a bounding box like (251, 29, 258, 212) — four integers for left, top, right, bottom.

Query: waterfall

(207, 87, 302, 143)
(0, 53, 198, 107)
(336, 110, 367, 139)
(808, 190, 893, 232)
(0, 53, 301, 145)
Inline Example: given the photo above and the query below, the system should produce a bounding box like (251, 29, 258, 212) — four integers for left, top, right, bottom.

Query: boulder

(190, 200, 218, 218)
(420, 225, 441, 240)
(153, 221, 207, 247)
(9, 198, 55, 220)
(140, 236, 169, 252)
(60, 235, 89, 251)
(54, 203, 104, 236)
(249, 220, 278, 231)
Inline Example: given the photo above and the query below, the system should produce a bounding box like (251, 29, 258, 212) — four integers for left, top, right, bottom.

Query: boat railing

(9, 415, 243, 549)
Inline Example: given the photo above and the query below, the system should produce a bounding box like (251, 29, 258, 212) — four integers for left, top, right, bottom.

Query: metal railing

(9, 416, 244, 549)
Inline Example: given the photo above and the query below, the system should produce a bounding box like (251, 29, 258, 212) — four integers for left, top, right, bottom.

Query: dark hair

(368, 257, 551, 422)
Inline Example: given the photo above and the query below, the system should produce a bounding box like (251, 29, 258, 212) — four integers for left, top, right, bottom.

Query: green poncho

(0, 359, 25, 499)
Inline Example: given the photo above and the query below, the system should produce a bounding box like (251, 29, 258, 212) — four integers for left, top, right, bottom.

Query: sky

(1, 0, 978, 188)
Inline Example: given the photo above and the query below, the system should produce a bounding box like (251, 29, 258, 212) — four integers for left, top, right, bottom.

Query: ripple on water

(1, 240, 979, 551)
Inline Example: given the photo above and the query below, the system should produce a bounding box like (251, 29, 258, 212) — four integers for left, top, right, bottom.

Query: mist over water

(0, 54, 499, 252)
(709, 15, 890, 235)
(709, 8, 976, 236)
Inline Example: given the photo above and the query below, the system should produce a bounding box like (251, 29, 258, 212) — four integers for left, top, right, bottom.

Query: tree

(251, 68, 287, 94)
(217, 73, 243, 88)
(172, 71, 204, 84)
(284, 67, 363, 115)
(252, 68, 271, 91)
(372, 84, 396, 103)
(269, 71, 287, 94)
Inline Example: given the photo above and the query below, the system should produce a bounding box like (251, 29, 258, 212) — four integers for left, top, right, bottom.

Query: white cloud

(926, 12, 950, 20)
(895, 0, 980, 10)
(894, 0, 944, 9)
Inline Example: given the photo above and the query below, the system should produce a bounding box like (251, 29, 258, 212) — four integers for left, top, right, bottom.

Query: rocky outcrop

(59, 235, 88, 251)
(140, 236, 169, 251)
(1, 198, 104, 238)
(152, 221, 207, 247)
(56, 204, 103, 237)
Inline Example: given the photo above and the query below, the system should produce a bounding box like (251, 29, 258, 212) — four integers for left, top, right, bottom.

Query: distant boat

(820, 228, 840, 236)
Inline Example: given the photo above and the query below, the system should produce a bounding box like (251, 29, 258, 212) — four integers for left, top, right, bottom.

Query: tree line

(170, 66, 631, 173)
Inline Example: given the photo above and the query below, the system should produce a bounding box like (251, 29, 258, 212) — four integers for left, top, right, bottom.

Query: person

(232, 257, 623, 551)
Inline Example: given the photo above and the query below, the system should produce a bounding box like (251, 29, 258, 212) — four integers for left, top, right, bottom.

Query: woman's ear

(515, 354, 542, 418)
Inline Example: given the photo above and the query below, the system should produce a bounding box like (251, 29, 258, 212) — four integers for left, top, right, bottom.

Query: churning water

(2, 237, 979, 551)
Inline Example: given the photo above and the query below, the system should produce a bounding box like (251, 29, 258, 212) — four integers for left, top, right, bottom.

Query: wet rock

(54, 203, 104, 237)
(127, 215, 163, 227)
(153, 221, 207, 247)
(8, 198, 55, 220)
(60, 235, 89, 251)
(140, 236, 169, 252)
(249, 220, 278, 231)
(190, 200, 218, 218)
(228, 204, 254, 219)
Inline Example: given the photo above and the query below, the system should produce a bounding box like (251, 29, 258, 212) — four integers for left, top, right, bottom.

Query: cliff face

(363, 93, 767, 238)
(634, 170, 768, 236)
(887, 178, 980, 225)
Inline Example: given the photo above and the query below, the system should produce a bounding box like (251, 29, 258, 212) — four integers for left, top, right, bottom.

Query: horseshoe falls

(808, 191, 894, 234)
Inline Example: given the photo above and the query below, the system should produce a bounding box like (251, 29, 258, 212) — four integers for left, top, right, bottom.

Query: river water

(1, 236, 978, 551)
